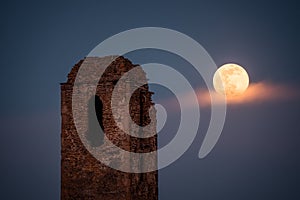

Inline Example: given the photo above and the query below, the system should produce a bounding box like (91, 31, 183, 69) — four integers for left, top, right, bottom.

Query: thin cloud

(156, 82, 300, 109)
(197, 82, 300, 107)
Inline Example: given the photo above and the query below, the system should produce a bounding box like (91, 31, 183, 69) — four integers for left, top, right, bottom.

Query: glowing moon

(213, 63, 249, 97)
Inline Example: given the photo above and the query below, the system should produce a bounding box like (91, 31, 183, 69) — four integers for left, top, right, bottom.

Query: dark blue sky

(0, 0, 299, 199)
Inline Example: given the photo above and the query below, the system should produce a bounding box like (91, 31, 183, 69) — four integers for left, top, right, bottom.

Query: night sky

(1, 0, 299, 199)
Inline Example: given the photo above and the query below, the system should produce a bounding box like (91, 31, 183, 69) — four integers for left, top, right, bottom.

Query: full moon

(213, 63, 249, 97)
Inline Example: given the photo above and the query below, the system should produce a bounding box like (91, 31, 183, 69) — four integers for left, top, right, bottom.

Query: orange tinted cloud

(197, 82, 300, 107)
(156, 82, 299, 110)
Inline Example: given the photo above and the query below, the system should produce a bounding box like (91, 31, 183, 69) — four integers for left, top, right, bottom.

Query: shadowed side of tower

(60, 56, 158, 200)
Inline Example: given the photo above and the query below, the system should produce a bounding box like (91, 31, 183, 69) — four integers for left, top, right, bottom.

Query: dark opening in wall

(86, 95, 104, 147)
(129, 88, 152, 128)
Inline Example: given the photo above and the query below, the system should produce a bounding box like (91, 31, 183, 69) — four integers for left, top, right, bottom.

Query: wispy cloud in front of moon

(157, 82, 300, 110)
(197, 81, 300, 107)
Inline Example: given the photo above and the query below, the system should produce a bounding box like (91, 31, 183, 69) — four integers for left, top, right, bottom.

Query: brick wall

(61, 56, 158, 200)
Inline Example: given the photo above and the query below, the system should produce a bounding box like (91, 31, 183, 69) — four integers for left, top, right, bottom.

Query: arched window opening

(86, 95, 104, 147)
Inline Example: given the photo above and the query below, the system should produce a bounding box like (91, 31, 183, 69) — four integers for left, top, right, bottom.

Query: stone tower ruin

(60, 56, 158, 199)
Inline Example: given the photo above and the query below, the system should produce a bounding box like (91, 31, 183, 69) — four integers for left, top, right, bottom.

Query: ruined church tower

(60, 56, 158, 199)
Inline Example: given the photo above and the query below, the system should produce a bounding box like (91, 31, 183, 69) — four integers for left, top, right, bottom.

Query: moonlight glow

(213, 63, 249, 97)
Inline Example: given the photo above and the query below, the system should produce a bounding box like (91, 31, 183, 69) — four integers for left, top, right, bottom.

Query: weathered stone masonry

(61, 56, 158, 200)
